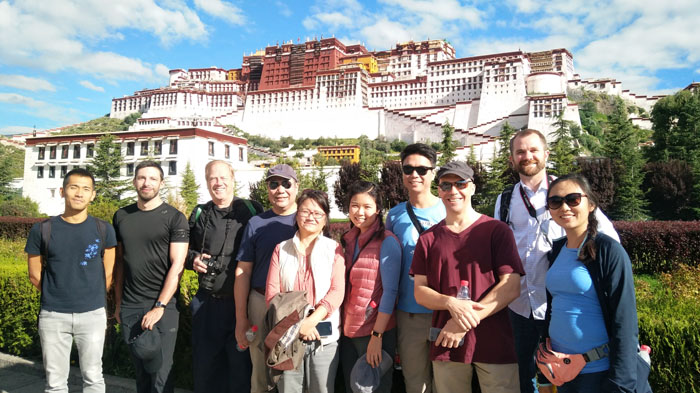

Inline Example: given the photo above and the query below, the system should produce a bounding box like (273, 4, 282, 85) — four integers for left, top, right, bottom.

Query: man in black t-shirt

(25, 168, 117, 393)
(113, 161, 189, 393)
(186, 160, 262, 393)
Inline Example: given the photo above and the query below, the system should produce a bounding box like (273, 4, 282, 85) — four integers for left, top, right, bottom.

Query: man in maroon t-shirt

(411, 161, 525, 393)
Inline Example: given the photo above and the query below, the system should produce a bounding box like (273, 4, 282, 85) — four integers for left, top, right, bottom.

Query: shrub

(614, 221, 700, 273)
(0, 196, 42, 218)
(636, 266, 700, 392)
(0, 216, 44, 239)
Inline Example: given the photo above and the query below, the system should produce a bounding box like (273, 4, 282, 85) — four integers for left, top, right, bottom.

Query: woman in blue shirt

(542, 174, 645, 393)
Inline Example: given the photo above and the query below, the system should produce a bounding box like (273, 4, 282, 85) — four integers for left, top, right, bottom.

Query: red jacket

(342, 220, 398, 337)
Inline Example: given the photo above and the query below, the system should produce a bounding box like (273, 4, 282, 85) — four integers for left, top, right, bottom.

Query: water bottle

(456, 280, 471, 300)
(365, 300, 378, 320)
(237, 325, 258, 351)
(639, 344, 651, 365)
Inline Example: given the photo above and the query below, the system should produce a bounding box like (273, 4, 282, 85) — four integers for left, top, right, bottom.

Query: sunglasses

(546, 193, 587, 210)
(402, 165, 434, 176)
(438, 179, 470, 191)
(268, 179, 292, 190)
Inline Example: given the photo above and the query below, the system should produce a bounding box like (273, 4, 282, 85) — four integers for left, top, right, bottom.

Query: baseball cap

(350, 350, 393, 393)
(436, 161, 474, 182)
(266, 164, 298, 182)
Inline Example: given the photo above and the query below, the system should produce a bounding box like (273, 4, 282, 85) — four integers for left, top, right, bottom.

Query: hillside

(53, 113, 141, 135)
(0, 143, 25, 178)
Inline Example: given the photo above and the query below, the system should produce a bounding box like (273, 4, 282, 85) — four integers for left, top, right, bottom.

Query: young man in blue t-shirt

(25, 168, 117, 393)
(386, 143, 445, 393)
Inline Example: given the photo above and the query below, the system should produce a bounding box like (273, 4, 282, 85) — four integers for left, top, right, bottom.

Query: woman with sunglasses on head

(540, 174, 649, 393)
(339, 181, 402, 393)
(265, 189, 345, 393)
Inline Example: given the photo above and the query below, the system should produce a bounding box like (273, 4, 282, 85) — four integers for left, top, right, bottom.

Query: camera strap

(200, 202, 234, 257)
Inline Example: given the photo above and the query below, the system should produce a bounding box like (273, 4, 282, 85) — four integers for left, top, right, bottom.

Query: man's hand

(141, 307, 165, 330)
(235, 318, 251, 350)
(445, 297, 485, 331)
(436, 318, 467, 349)
(192, 252, 211, 274)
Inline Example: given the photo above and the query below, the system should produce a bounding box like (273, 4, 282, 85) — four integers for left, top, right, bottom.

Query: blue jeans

(557, 371, 606, 393)
(191, 292, 251, 393)
(38, 308, 107, 393)
(508, 310, 550, 393)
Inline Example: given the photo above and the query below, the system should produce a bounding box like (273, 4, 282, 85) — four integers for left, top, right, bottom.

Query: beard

(516, 159, 545, 176)
(137, 187, 160, 202)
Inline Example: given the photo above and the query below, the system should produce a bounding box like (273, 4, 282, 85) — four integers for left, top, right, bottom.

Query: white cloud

(0, 74, 55, 92)
(0, 0, 208, 83)
(276, 1, 292, 17)
(0, 125, 35, 135)
(0, 92, 79, 123)
(193, 0, 244, 25)
(79, 80, 105, 92)
(77, 97, 91, 102)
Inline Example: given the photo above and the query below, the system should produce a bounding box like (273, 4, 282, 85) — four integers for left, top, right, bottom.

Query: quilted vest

(342, 220, 398, 338)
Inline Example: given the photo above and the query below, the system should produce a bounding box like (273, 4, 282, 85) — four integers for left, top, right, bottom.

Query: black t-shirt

(187, 198, 263, 296)
(113, 203, 189, 307)
(24, 215, 117, 313)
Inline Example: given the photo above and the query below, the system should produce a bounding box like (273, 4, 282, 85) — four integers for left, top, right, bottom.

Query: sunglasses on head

(438, 179, 470, 191)
(268, 179, 292, 190)
(546, 193, 587, 210)
(402, 165, 434, 176)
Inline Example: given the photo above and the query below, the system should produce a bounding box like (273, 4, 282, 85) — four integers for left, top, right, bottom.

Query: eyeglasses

(546, 193, 588, 210)
(402, 165, 434, 176)
(438, 180, 471, 191)
(268, 179, 292, 190)
(298, 209, 326, 220)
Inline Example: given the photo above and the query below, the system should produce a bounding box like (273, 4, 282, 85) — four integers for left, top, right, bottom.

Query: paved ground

(0, 353, 192, 393)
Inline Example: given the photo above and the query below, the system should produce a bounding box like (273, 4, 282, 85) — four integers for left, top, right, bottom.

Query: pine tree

(180, 162, 200, 212)
(88, 134, 129, 202)
(602, 98, 648, 220)
(548, 111, 579, 176)
(477, 122, 517, 215)
(438, 121, 457, 166)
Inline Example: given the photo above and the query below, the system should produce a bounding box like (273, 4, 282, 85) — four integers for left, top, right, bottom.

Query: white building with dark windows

(23, 128, 249, 215)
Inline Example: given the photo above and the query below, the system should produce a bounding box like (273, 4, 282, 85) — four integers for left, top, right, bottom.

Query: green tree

(180, 162, 200, 212)
(248, 178, 272, 211)
(88, 134, 129, 202)
(438, 121, 457, 166)
(602, 98, 648, 220)
(0, 196, 42, 217)
(477, 122, 517, 215)
(548, 112, 579, 176)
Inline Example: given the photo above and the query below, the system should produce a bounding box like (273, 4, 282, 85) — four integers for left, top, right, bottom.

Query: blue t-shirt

(236, 209, 297, 290)
(386, 200, 446, 313)
(546, 246, 610, 373)
(352, 236, 401, 315)
(25, 215, 117, 313)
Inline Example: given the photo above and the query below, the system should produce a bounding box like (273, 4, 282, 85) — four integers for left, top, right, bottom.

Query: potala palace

(19, 38, 664, 215)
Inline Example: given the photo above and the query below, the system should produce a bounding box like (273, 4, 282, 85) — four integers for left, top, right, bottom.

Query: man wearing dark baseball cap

(234, 163, 300, 393)
(410, 160, 525, 393)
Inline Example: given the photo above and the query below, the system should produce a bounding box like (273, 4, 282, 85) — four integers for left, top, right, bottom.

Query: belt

(253, 287, 265, 296)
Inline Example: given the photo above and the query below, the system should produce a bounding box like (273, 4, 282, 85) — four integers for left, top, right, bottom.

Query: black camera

(200, 255, 225, 292)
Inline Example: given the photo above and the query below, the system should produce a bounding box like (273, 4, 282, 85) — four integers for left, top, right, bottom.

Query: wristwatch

(154, 301, 166, 309)
(371, 330, 383, 338)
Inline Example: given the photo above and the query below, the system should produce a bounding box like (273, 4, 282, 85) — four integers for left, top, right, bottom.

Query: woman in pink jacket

(340, 181, 402, 393)
(266, 189, 345, 393)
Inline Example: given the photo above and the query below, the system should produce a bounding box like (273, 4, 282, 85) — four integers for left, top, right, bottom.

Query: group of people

(25, 128, 649, 393)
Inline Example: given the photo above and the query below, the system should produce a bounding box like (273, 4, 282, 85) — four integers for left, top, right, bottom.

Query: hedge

(0, 216, 43, 239)
(614, 221, 700, 273)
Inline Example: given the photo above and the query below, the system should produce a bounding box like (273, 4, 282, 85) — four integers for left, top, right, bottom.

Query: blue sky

(1, 0, 699, 135)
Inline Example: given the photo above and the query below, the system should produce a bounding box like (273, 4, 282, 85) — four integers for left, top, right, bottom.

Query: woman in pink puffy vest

(339, 181, 402, 393)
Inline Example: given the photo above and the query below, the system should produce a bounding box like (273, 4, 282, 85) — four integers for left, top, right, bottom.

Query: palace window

(61, 146, 69, 159)
(154, 140, 162, 155)
(38, 147, 45, 160)
(168, 161, 177, 175)
(141, 141, 149, 156)
(73, 145, 80, 159)
(49, 166, 55, 178)
(50, 146, 57, 159)
(169, 140, 178, 155)
(126, 142, 135, 156)
(86, 144, 94, 158)
(37, 167, 44, 178)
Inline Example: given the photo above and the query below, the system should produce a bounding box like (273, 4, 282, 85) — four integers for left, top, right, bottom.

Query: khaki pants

(397, 310, 433, 393)
(248, 290, 269, 393)
(432, 360, 519, 393)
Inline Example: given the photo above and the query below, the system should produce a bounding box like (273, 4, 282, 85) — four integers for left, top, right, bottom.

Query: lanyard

(519, 176, 551, 220)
